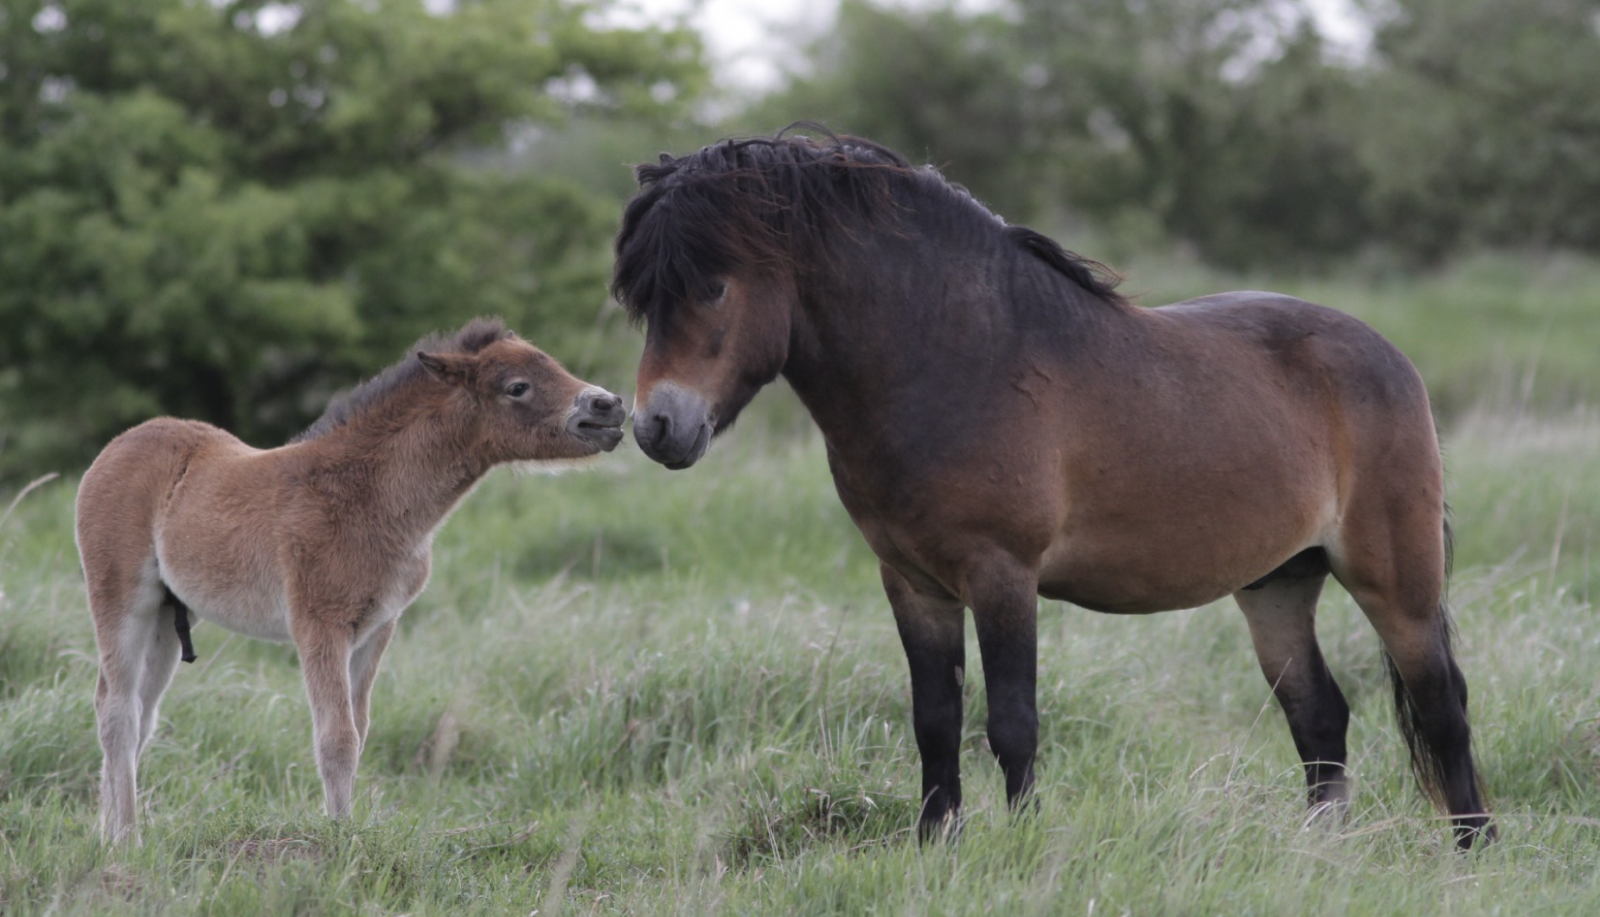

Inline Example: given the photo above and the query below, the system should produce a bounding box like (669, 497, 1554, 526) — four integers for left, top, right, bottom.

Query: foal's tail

(1382, 514, 1480, 810)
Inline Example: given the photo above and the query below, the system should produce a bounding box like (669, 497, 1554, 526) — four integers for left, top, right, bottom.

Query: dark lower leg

(1277, 659, 1351, 809)
(1390, 648, 1492, 847)
(1236, 576, 1350, 812)
(969, 566, 1039, 810)
(884, 565, 966, 840)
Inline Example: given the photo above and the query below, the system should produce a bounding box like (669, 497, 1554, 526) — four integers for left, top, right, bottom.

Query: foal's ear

(417, 351, 473, 387)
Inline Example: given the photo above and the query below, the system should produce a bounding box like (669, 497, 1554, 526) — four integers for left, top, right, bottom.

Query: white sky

(605, 0, 838, 90)
(609, 0, 1374, 91)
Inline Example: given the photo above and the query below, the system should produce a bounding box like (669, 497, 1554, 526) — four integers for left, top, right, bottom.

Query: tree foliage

(0, 0, 705, 476)
(760, 0, 1600, 267)
(1358, 0, 1600, 259)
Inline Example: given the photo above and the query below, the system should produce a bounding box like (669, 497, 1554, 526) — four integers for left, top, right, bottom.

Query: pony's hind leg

(1334, 515, 1493, 849)
(1233, 570, 1351, 813)
(1366, 602, 1491, 847)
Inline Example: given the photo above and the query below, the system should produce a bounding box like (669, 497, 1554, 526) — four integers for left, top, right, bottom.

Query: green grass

(2, 254, 1599, 915)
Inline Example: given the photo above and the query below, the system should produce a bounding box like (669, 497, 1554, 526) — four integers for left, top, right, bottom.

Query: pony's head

(612, 130, 909, 468)
(412, 320, 625, 466)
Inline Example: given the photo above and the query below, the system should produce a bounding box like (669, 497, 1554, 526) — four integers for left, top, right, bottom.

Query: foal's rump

(77, 419, 221, 581)
(77, 418, 280, 637)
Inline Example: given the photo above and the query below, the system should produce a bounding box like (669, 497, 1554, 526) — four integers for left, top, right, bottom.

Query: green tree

(0, 0, 705, 476)
(760, 1, 1046, 221)
(1357, 0, 1600, 260)
(1006, 0, 1369, 264)
(760, 0, 1370, 265)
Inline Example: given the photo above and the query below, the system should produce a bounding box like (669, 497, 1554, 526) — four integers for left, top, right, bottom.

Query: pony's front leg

(291, 615, 360, 819)
(883, 563, 967, 840)
(966, 556, 1040, 810)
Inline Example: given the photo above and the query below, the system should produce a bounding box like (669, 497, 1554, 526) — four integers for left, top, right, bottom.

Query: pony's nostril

(651, 412, 673, 449)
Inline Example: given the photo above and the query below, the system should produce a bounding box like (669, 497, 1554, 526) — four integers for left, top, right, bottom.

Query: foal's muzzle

(568, 388, 626, 452)
(633, 382, 712, 470)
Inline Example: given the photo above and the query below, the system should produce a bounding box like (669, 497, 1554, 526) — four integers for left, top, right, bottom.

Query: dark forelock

(610, 129, 914, 326)
(609, 128, 1125, 326)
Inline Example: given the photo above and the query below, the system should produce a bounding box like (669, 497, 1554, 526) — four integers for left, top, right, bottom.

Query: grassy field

(2, 255, 1598, 915)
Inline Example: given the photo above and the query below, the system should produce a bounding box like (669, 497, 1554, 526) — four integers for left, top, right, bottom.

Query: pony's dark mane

(611, 128, 1125, 325)
(292, 318, 511, 443)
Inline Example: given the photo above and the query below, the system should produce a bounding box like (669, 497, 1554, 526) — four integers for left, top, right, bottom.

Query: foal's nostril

(579, 391, 624, 423)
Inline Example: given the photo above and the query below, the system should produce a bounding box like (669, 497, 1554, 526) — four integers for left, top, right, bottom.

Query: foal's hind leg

(87, 566, 165, 844)
(136, 601, 184, 756)
(1233, 573, 1351, 813)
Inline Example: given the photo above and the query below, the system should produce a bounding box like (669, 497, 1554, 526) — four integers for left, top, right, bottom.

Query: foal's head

(415, 327, 625, 465)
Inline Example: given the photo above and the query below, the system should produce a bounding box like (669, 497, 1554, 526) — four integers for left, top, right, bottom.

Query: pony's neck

(782, 217, 1127, 451)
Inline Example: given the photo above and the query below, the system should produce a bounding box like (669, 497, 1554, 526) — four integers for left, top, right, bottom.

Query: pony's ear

(658, 152, 675, 166)
(417, 351, 473, 387)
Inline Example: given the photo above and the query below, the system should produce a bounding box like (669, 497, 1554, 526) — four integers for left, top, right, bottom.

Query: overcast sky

(607, 0, 837, 90)
(610, 0, 1373, 91)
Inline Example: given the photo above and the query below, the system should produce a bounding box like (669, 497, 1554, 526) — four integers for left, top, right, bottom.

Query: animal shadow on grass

(723, 781, 921, 866)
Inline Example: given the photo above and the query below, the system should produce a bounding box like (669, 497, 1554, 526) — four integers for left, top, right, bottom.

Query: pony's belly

(1037, 535, 1306, 614)
(1036, 572, 1232, 614)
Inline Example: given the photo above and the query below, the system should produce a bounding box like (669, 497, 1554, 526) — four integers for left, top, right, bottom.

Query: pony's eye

(506, 381, 531, 398)
(706, 281, 727, 303)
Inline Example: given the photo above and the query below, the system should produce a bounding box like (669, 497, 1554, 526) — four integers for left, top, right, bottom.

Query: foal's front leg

(349, 620, 396, 753)
(291, 613, 360, 818)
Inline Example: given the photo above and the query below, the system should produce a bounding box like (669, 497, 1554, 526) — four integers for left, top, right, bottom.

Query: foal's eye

(506, 382, 531, 398)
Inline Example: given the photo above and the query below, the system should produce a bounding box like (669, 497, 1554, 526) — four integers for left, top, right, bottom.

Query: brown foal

(76, 319, 623, 844)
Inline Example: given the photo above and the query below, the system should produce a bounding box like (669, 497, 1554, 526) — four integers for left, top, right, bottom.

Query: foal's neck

(306, 397, 489, 546)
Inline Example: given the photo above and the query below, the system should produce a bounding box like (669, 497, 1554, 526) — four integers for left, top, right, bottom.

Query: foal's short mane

(611, 128, 1125, 325)
(293, 318, 511, 443)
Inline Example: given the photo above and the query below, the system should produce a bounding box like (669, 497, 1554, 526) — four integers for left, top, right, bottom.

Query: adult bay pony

(612, 132, 1493, 848)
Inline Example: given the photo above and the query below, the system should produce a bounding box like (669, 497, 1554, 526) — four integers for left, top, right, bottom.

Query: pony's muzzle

(568, 388, 626, 452)
(634, 382, 712, 470)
